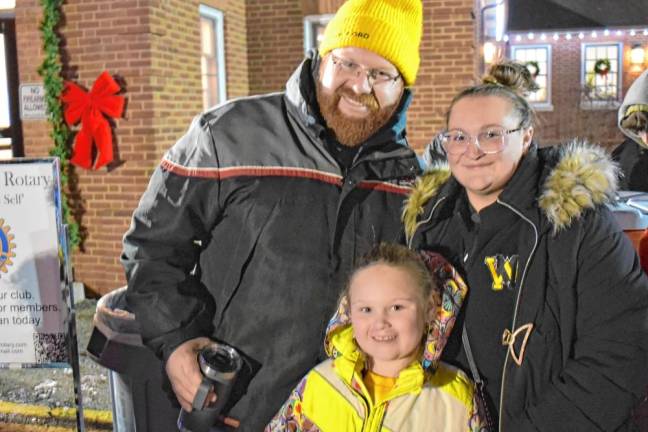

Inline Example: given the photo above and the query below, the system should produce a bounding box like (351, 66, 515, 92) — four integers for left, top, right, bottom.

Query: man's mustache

(337, 88, 380, 112)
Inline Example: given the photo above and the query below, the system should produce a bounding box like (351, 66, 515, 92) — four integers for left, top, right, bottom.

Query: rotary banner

(0, 158, 71, 365)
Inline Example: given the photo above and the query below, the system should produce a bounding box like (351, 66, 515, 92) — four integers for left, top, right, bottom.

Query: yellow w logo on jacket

(484, 255, 519, 291)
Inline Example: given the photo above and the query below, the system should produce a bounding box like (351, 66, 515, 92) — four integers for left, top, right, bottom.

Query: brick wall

(56, 0, 155, 295)
(149, 0, 249, 159)
(410, 0, 478, 150)
(509, 32, 648, 149)
(246, 0, 306, 95)
(210, 0, 250, 99)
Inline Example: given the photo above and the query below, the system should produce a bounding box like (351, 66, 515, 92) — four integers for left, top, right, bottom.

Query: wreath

(594, 58, 611, 76)
(524, 61, 540, 78)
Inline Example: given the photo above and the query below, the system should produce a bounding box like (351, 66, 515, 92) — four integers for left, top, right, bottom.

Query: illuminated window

(511, 45, 551, 106)
(199, 5, 226, 110)
(0, 17, 20, 159)
(582, 43, 621, 105)
(0, 33, 9, 131)
(481, 0, 505, 42)
(303, 14, 333, 53)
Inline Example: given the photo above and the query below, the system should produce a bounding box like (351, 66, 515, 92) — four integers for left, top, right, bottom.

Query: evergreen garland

(38, 0, 80, 248)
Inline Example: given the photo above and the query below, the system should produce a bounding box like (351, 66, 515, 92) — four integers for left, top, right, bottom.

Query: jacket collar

(328, 326, 425, 400)
(403, 140, 620, 240)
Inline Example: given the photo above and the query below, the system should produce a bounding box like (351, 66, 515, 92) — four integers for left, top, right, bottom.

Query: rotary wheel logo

(0, 218, 16, 276)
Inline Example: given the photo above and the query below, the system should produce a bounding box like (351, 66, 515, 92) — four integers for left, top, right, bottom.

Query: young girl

(266, 243, 482, 431)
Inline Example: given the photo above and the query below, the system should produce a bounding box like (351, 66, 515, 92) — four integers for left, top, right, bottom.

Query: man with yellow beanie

(122, 0, 424, 430)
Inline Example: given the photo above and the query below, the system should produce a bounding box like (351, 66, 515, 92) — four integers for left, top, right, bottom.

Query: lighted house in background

(484, 0, 648, 148)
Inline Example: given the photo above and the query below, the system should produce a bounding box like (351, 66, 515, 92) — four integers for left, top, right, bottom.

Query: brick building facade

(505, 30, 648, 148)
(7, 1, 479, 295)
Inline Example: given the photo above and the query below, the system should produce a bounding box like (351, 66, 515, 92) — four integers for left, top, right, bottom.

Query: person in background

(403, 61, 648, 431)
(422, 132, 447, 168)
(614, 69, 648, 192)
(121, 0, 424, 430)
(266, 243, 483, 431)
(616, 70, 648, 280)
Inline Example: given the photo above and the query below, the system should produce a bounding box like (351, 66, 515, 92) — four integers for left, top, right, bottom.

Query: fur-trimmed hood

(403, 140, 619, 241)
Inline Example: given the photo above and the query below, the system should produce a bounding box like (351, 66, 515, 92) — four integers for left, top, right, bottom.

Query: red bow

(62, 71, 125, 169)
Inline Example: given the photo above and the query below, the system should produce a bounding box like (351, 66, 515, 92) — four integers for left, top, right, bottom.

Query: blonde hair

(342, 243, 435, 307)
(446, 61, 539, 128)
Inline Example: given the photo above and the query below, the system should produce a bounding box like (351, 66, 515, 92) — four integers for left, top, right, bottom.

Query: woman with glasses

(403, 61, 648, 431)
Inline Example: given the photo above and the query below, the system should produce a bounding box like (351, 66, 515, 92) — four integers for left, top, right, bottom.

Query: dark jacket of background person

(403, 142, 648, 431)
(612, 137, 648, 191)
(615, 69, 648, 191)
(121, 53, 420, 431)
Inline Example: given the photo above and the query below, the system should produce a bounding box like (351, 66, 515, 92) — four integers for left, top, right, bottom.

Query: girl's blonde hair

(342, 243, 435, 307)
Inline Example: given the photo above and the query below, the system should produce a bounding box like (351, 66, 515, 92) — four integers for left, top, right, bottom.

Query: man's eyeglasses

(440, 126, 523, 155)
(330, 54, 401, 88)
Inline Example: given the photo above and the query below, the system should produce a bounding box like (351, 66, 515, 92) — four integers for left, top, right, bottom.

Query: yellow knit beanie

(319, 0, 423, 86)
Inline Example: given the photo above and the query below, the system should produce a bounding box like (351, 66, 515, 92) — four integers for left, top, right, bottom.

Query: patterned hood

(324, 251, 468, 373)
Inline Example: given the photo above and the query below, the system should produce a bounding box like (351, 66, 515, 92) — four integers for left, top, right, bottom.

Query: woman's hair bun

(482, 61, 540, 97)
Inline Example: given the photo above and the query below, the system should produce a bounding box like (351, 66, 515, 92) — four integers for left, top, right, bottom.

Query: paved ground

(0, 425, 108, 432)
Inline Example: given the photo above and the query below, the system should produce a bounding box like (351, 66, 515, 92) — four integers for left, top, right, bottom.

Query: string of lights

(502, 28, 648, 42)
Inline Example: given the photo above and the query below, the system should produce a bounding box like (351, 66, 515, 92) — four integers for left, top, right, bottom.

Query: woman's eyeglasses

(440, 126, 523, 155)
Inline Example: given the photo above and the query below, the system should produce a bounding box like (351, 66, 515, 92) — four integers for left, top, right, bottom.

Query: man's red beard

(316, 81, 400, 147)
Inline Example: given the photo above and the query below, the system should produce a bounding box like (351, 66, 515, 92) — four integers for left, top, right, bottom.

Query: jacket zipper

(359, 393, 371, 432)
(352, 373, 397, 432)
(495, 199, 539, 432)
(407, 196, 448, 249)
(362, 402, 386, 432)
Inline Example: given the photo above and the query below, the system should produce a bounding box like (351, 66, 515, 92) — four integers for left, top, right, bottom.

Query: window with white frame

(582, 43, 621, 104)
(303, 14, 333, 53)
(199, 5, 226, 110)
(0, 31, 10, 159)
(511, 45, 551, 106)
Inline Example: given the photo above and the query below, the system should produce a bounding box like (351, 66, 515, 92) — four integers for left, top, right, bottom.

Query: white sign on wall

(19, 84, 47, 120)
(0, 158, 70, 365)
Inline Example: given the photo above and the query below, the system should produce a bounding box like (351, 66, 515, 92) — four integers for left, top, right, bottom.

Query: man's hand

(166, 337, 241, 428)
(166, 337, 215, 411)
